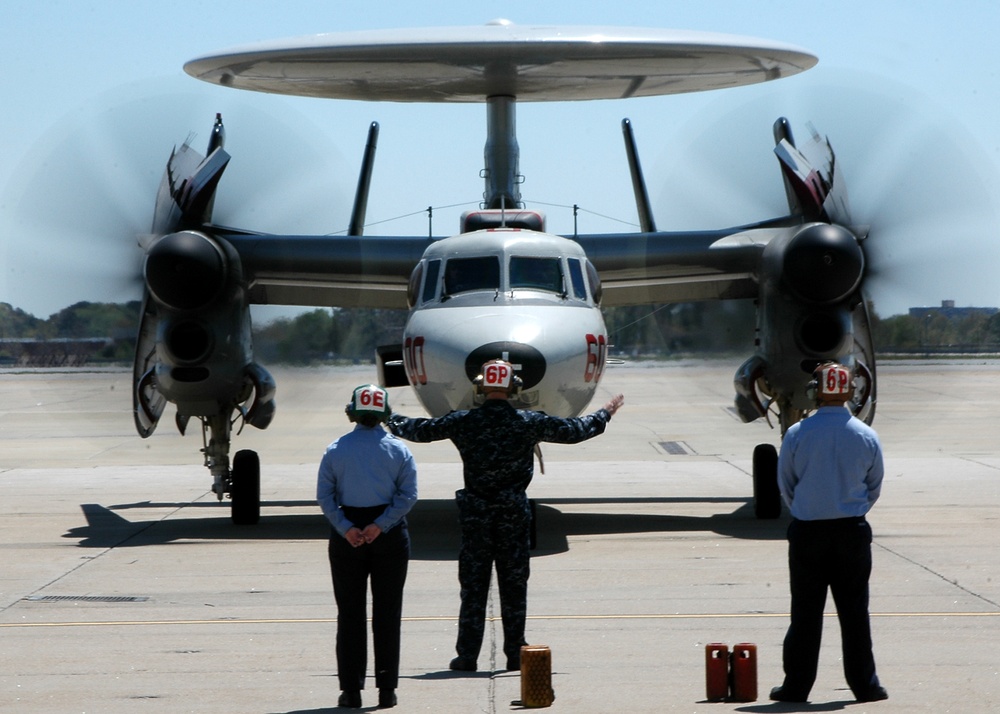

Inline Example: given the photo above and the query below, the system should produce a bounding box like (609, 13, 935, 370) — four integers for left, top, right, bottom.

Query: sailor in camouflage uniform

(388, 359, 623, 672)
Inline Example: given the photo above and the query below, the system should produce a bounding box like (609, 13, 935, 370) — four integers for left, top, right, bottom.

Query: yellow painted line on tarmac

(1, 611, 997, 629)
(529, 612, 1000, 620)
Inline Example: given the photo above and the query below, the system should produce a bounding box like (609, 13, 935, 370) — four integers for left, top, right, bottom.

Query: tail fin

(773, 117, 851, 226)
(348, 121, 380, 236)
(151, 115, 231, 235)
(621, 118, 656, 233)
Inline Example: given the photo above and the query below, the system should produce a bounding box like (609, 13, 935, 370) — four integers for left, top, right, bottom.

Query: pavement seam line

(874, 540, 1000, 610)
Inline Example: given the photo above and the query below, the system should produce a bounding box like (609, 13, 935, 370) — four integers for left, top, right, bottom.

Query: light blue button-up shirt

(778, 405, 884, 521)
(317, 424, 418, 537)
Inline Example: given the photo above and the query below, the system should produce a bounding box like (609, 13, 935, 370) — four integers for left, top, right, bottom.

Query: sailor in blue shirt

(770, 362, 888, 704)
(317, 384, 418, 710)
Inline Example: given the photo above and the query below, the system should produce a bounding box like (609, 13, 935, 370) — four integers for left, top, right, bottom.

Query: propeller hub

(145, 231, 227, 311)
(782, 224, 864, 305)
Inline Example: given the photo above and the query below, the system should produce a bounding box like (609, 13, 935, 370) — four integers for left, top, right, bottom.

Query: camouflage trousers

(454, 488, 531, 662)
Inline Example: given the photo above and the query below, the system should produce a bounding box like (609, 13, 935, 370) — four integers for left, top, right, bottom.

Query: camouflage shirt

(388, 399, 612, 500)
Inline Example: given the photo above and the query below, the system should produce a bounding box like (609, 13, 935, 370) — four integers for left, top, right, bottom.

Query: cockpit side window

(510, 256, 563, 293)
(444, 256, 500, 296)
(421, 259, 441, 303)
(406, 262, 424, 308)
(568, 259, 587, 300)
(585, 260, 603, 305)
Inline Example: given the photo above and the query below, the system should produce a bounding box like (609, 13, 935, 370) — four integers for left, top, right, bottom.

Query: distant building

(908, 300, 998, 321)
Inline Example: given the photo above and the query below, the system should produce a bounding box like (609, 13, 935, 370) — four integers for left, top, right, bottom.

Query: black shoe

(769, 686, 807, 703)
(338, 690, 362, 708)
(449, 656, 477, 672)
(506, 654, 520, 671)
(856, 685, 889, 702)
(378, 688, 397, 708)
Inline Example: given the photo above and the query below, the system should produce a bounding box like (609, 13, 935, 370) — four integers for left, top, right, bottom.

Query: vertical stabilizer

(773, 118, 851, 226)
(621, 118, 656, 233)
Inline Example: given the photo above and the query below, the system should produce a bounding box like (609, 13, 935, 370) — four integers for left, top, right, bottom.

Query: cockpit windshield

(439, 253, 575, 300)
(443, 256, 501, 296)
(509, 256, 563, 293)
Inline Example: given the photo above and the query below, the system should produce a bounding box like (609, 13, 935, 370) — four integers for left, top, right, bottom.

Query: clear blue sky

(2, 0, 998, 318)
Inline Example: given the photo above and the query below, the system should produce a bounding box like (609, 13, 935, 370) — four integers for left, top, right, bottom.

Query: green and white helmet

(345, 384, 391, 422)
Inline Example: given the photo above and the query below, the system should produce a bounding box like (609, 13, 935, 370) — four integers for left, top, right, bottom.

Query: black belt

(792, 515, 867, 525)
(341, 504, 388, 528)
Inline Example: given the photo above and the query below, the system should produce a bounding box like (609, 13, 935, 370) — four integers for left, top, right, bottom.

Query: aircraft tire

(752, 443, 781, 519)
(231, 449, 261, 525)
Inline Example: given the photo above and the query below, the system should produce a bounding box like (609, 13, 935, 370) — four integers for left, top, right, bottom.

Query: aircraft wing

(571, 227, 782, 306)
(219, 225, 783, 310)
(219, 230, 432, 309)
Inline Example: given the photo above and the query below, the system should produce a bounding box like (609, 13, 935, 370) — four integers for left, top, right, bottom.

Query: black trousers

(781, 517, 880, 699)
(328, 516, 409, 691)
(455, 488, 531, 662)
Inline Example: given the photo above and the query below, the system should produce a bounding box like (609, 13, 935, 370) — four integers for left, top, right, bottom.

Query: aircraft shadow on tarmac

(64, 498, 787, 556)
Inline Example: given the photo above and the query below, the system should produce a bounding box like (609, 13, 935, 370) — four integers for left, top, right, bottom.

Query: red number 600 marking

(584, 333, 607, 383)
(404, 336, 427, 385)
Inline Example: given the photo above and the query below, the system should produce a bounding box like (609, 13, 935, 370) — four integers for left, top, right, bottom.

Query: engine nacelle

(761, 223, 864, 306)
(135, 230, 275, 430)
(734, 223, 874, 432)
(134, 114, 277, 519)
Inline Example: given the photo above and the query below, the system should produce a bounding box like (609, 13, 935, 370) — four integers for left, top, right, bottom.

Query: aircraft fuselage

(401, 228, 608, 417)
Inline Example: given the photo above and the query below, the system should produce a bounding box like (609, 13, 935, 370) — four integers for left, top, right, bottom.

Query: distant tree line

(252, 308, 407, 364)
(3, 299, 1000, 367)
(871, 308, 1000, 353)
(0, 301, 140, 363)
(252, 302, 760, 363)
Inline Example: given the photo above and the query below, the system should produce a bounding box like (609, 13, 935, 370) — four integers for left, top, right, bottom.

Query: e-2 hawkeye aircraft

(135, 21, 875, 524)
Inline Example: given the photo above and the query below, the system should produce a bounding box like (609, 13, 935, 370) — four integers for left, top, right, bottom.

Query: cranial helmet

(807, 362, 854, 403)
(345, 384, 391, 422)
(473, 359, 522, 396)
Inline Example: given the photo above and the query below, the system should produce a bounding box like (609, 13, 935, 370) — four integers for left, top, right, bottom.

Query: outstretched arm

(603, 393, 624, 417)
(535, 393, 625, 444)
(387, 411, 458, 442)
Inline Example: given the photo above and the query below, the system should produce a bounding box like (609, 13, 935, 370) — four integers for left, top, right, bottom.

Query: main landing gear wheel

(231, 449, 261, 525)
(752, 443, 781, 519)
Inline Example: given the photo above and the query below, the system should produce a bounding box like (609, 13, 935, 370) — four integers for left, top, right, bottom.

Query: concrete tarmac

(1, 360, 998, 712)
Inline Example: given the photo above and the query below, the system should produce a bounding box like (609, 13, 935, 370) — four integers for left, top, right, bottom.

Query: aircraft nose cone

(465, 342, 546, 389)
